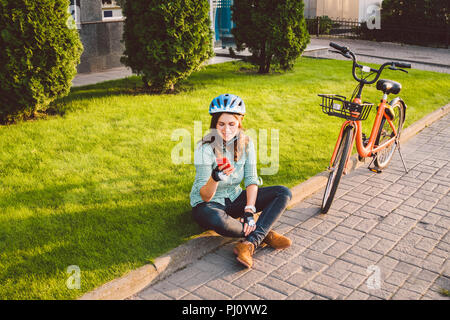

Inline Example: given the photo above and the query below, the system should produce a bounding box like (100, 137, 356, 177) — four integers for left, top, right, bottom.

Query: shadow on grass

(49, 60, 289, 116)
(0, 173, 203, 298)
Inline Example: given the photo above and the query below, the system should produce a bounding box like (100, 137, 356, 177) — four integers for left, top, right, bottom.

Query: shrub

(319, 16, 333, 35)
(231, 0, 310, 73)
(357, 0, 448, 47)
(121, 0, 213, 92)
(0, 0, 83, 123)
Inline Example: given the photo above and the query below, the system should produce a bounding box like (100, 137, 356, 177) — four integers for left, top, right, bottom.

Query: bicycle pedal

(369, 167, 382, 173)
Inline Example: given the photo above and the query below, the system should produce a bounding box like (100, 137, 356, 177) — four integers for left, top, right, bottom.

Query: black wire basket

(318, 94, 373, 121)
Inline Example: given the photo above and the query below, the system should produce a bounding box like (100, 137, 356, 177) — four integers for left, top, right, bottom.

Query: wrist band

(211, 166, 222, 182)
(244, 205, 256, 213)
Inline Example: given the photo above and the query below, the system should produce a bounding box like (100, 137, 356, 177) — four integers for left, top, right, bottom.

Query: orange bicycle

(320, 42, 411, 214)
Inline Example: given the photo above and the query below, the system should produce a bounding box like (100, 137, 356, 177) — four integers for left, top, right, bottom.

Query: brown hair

(199, 112, 249, 162)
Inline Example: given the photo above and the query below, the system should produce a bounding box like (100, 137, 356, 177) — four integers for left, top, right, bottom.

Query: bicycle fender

(389, 97, 407, 125)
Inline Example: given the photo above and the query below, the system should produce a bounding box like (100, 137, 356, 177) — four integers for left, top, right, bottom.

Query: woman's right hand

(218, 162, 235, 175)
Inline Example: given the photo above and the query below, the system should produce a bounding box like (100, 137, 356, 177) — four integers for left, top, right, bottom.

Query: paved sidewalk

(71, 55, 237, 87)
(309, 38, 450, 74)
(132, 113, 450, 300)
(72, 39, 449, 88)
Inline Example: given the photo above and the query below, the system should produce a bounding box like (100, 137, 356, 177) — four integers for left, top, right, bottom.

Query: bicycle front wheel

(321, 125, 354, 214)
(374, 100, 405, 169)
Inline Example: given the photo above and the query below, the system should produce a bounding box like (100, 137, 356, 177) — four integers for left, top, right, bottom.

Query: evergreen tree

(0, 0, 83, 123)
(121, 0, 213, 92)
(231, 0, 310, 73)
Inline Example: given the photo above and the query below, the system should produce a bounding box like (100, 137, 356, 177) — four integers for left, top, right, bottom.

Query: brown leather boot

(233, 241, 255, 268)
(262, 230, 292, 249)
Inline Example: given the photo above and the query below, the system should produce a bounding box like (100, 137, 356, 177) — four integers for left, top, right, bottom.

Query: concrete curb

(79, 102, 450, 300)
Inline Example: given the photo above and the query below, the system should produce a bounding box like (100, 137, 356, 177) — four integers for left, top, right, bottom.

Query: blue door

(214, 0, 234, 48)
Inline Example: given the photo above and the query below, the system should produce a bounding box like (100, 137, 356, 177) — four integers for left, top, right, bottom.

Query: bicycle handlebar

(330, 42, 349, 53)
(393, 62, 411, 69)
(329, 42, 411, 85)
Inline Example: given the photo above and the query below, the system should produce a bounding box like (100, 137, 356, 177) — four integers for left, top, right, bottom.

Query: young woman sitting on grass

(189, 93, 293, 268)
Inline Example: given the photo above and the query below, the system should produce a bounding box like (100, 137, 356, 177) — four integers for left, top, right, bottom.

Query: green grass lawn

(0, 57, 449, 299)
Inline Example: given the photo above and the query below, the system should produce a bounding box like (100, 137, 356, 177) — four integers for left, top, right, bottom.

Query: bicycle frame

(329, 96, 398, 174)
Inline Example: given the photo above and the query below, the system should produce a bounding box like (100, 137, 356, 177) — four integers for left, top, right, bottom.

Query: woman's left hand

(240, 210, 256, 237)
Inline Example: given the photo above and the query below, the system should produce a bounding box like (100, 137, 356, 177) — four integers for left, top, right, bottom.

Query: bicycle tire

(374, 99, 405, 169)
(321, 125, 354, 214)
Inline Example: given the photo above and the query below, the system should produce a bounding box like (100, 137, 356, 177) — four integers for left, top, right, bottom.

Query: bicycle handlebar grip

(329, 42, 347, 52)
(394, 62, 411, 69)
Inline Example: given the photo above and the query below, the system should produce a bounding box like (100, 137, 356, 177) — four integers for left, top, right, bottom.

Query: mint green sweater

(189, 137, 260, 207)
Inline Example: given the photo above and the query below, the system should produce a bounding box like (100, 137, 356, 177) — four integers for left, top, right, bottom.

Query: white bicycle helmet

(209, 94, 245, 115)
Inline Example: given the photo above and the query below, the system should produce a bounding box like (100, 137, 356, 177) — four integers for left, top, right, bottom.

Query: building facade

(70, 0, 125, 73)
(304, 0, 383, 21)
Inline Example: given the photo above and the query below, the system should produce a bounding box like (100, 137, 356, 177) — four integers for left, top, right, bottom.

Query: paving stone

(309, 220, 337, 236)
(340, 272, 368, 290)
(313, 273, 353, 297)
(414, 237, 439, 252)
(270, 261, 304, 281)
(370, 227, 403, 242)
(152, 280, 189, 300)
(354, 218, 379, 233)
(391, 288, 422, 300)
(179, 293, 203, 300)
(346, 290, 370, 300)
(340, 215, 365, 229)
(370, 238, 397, 255)
(303, 280, 347, 300)
(301, 248, 336, 265)
(234, 291, 262, 300)
(205, 278, 243, 298)
(232, 269, 267, 290)
(385, 270, 409, 287)
(323, 259, 354, 280)
(326, 229, 361, 245)
(348, 246, 383, 263)
(247, 283, 287, 300)
(193, 285, 231, 300)
(286, 289, 315, 300)
(403, 276, 433, 295)
(340, 252, 375, 269)
(138, 287, 173, 300)
(376, 256, 400, 277)
(357, 280, 397, 299)
(323, 240, 353, 258)
(308, 237, 336, 253)
(259, 276, 298, 296)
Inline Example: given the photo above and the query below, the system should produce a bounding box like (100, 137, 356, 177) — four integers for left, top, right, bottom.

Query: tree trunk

(258, 40, 266, 74)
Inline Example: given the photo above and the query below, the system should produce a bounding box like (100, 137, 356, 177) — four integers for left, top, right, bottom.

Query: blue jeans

(191, 185, 292, 247)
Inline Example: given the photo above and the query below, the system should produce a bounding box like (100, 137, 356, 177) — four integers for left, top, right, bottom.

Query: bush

(231, 0, 310, 73)
(121, 0, 213, 92)
(357, 0, 448, 47)
(319, 16, 333, 35)
(0, 0, 83, 123)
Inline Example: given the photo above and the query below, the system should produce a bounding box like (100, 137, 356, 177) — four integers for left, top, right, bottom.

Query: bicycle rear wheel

(321, 125, 354, 214)
(374, 100, 405, 169)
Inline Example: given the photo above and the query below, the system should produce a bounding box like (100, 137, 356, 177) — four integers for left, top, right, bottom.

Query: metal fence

(306, 16, 449, 48)
(306, 17, 361, 39)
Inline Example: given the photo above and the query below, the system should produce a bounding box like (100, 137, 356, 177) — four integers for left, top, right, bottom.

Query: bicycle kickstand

(397, 142, 409, 174)
(367, 155, 382, 173)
